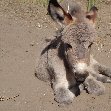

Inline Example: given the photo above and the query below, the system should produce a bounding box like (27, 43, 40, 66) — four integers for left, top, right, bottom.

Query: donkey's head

(48, 0, 98, 81)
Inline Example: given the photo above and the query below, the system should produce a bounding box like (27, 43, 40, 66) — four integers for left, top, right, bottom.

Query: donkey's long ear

(86, 6, 98, 25)
(48, 0, 73, 26)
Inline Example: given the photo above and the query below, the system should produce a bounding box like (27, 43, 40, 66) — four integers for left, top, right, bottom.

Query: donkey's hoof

(84, 76, 105, 95)
(54, 88, 74, 104)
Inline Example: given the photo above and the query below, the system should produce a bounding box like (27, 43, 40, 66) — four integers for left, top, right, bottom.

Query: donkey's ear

(86, 6, 98, 26)
(48, 0, 73, 26)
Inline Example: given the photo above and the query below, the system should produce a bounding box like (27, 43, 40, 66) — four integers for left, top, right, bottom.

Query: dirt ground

(0, 0, 111, 111)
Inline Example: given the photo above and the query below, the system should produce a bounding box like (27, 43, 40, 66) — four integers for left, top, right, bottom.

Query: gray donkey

(35, 0, 111, 104)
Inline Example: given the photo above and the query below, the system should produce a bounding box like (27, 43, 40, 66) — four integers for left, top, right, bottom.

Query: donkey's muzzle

(75, 71, 89, 82)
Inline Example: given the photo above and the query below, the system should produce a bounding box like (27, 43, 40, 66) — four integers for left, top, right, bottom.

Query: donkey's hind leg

(90, 55, 111, 78)
(97, 64, 111, 78)
(35, 52, 50, 82)
(88, 70, 111, 83)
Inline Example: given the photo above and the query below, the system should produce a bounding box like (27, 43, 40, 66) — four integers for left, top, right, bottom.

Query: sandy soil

(0, 0, 111, 111)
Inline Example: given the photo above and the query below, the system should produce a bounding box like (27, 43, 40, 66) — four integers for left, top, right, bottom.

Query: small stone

(8, 97, 11, 99)
(0, 96, 5, 101)
(37, 23, 41, 28)
(16, 95, 19, 97)
(98, 48, 100, 51)
(92, 97, 95, 99)
(30, 42, 35, 46)
(24, 101, 27, 104)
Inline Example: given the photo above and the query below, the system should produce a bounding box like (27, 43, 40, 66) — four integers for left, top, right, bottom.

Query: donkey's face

(48, 0, 98, 81)
(62, 21, 97, 81)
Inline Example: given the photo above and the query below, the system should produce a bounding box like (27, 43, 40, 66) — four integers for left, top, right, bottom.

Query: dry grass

(87, 0, 96, 11)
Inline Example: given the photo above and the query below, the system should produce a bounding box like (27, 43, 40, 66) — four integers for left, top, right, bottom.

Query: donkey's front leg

(53, 80, 75, 104)
(84, 75, 105, 95)
(49, 51, 75, 104)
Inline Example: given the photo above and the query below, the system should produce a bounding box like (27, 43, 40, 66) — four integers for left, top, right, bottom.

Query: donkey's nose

(75, 71, 89, 82)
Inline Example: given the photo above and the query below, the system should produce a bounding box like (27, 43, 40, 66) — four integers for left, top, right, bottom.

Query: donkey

(35, 0, 111, 104)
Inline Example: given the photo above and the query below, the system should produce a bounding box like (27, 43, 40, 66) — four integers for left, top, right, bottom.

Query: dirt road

(0, 0, 111, 111)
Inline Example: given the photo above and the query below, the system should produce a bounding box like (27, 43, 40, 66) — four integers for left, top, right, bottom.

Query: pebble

(24, 101, 27, 104)
(37, 23, 41, 28)
(0, 96, 5, 101)
(98, 47, 100, 51)
(30, 41, 35, 46)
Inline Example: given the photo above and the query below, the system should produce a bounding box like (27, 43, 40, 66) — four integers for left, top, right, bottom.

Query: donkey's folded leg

(84, 75, 105, 95)
(97, 65, 111, 78)
(88, 70, 111, 83)
(90, 55, 111, 78)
